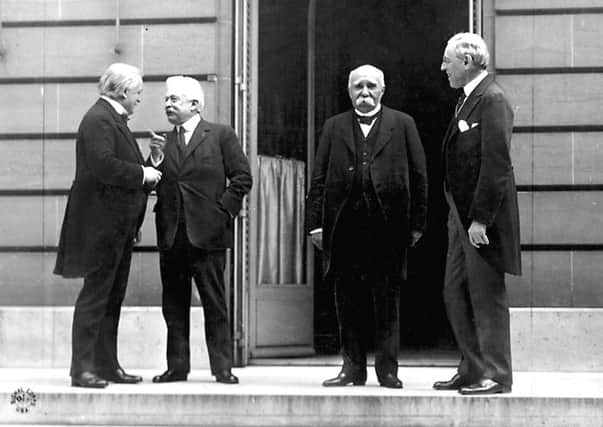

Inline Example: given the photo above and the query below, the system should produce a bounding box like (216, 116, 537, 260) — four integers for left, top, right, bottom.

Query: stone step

(1, 306, 603, 371)
(1, 367, 602, 427)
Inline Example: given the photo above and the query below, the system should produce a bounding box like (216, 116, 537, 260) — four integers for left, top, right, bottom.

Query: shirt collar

(101, 95, 128, 116)
(463, 70, 488, 97)
(354, 104, 382, 117)
(179, 114, 201, 132)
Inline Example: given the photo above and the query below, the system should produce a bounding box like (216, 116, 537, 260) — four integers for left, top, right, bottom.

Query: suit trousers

(70, 235, 134, 377)
(334, 271, 400, 380)
(443, 207, 513, 386)
(331, 198, 400, 380)
(159, 223, 232, 374)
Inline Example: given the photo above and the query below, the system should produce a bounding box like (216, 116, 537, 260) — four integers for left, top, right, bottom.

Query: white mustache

(356, 96, 375, 105)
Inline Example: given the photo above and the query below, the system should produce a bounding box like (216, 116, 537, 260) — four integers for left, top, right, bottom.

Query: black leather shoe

(152, 369, 188, 383)
(215, 370, 239, 384)
(322, 371, 367, 387)
(71, 371, 109, 388)
(433, 373, 471, 390)
(459, 379, 511, 395)
(98, 367, 142, 384)
(378, 373, 403, 389)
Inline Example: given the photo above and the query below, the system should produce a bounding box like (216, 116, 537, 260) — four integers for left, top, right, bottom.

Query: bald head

(347, 64, 385, 113)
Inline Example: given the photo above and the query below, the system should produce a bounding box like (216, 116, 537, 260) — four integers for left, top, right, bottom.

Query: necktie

(177, 126, 186, 151)
(119, 113, 129, 124)
(455, 93, 466, 117)
(356, 113, 377, 125)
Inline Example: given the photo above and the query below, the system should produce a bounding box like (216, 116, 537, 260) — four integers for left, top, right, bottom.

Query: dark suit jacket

(443, 74, 522, 275)
(306, 106, 428, 279)
(152, 118, 252, 250)
(54, 98, 148, 278)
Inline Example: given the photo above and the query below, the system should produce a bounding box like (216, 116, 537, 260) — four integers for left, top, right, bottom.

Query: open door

(246, 0, 315, 358)
(245, 0, 472, 360)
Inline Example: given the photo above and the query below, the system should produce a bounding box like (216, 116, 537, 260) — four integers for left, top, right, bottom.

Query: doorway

(251, 0, 470, 360)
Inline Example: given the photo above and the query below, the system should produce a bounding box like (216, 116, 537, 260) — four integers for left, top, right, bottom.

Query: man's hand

(143, 166, 162, 186)
(149, 130, 166, 161)
(468, 220, 489, 248)
(310, 231, 323, 251)
(410, 230, 423, 247)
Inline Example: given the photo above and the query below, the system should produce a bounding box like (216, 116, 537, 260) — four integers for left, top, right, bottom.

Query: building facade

(0, 0, 602, 370)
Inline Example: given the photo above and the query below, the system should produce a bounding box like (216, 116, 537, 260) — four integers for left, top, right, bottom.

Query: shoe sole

(459, 387, 511, 395)
(322, 381, 366, 387)
(71, 381, 108, 388)
(433, 385, 467, 391)
(152, 377, 187, 383)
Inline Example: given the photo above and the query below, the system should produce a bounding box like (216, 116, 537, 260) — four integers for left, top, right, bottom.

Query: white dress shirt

(355, 104, 382, 138)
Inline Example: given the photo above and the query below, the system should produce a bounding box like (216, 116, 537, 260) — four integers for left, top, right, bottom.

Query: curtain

(257, 155, 306, 285)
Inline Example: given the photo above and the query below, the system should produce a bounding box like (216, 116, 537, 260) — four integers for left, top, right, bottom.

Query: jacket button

(348, 166, 354, 171)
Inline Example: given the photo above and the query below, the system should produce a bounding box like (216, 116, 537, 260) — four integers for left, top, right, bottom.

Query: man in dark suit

(434, 33, 521, 395)
(306, 64, 428, 389)
(149, 76, 251, 384)
(54, 63, 163, 388)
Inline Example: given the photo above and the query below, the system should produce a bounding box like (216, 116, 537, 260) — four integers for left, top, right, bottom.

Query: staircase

(1, 367, 603, 427)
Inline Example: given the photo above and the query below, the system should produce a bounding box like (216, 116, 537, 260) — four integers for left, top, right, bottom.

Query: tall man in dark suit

(55, 63, 163, 388)
(434, 33, 521, 395)
(149, 76, 252, 384)
(306, 65, 428, 389)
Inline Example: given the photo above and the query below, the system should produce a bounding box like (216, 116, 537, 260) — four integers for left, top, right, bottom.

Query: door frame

(235, 0, 486, 366)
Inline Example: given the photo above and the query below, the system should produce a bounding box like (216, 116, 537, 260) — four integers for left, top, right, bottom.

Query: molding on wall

(497, 7, 603, 16)
(498, 67, 603, 75)
(0, 74, 217, 85)
(2, 17, 217, 28)
(521, 244, 603, 251)
(0, 131, 179, 140)
(513, 125, 603, 133)
(0, 246, 157, 252)
(517, 185, 603, 191)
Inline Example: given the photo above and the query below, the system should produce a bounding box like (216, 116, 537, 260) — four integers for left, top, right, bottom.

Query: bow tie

(119, 113, 129, 123)
(356, 113, 378, 125)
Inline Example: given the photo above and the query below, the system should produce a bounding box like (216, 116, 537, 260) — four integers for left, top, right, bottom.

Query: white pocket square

(458, 120, 479, 133)
(458, 120, 469, 132)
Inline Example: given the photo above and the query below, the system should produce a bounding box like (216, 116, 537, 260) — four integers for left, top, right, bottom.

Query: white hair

(165, 75, 205, 111)
(98, 63, 143, 99)
(447, 32, 490, 69)
(348, 64, 385, 88)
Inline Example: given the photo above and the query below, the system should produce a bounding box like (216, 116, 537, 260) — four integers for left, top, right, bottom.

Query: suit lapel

(116, 122, 144, 163)
(337, 111, 356, 154)
(447, 74, 494, 141)
(339, 107, 393, 159)
(372, 107, 393, 159)
(98, 98, 144, 164)
(182, 119, 211, 163)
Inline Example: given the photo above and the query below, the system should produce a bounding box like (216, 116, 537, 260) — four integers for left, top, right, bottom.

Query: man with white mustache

(306, 64, 428, 388)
